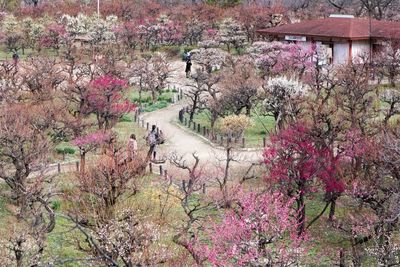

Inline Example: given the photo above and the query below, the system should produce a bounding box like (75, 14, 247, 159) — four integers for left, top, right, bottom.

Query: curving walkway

(141, 61, 262, 166)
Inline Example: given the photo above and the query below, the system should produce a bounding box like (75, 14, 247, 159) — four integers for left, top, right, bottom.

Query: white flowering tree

(263, 76, 307, 131)
(20, 17, 46, 52)
(217, 17, 246, 53)
(61, 13, 92, 37)
(1, 14, 23, 52)
(89, 15, 117, 45)
(62, 14, 117, 45)
(191, 47, 230, 73)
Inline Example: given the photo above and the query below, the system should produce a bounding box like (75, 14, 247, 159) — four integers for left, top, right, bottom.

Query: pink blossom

(195, 189, 308, 266)
(73, 131, 110, 151)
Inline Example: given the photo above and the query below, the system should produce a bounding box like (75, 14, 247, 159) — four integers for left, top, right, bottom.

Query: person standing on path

(185, 59, 192, 78)
(146, 125, 158, 160)
(12, 51, 19, 71)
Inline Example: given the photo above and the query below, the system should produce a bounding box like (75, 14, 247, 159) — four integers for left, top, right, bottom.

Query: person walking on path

(146, 125, 158, 160)
(185, 59, 192, 78)
(127, 133, 138, 160)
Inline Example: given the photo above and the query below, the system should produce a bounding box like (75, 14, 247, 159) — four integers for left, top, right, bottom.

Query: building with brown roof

(257, 15, 400, 64)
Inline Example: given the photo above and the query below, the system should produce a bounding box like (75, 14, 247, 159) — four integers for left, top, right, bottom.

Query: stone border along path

(139, 61, 263, 166)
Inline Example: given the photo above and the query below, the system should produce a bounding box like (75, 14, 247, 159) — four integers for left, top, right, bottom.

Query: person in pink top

(127, 133, 138, 160)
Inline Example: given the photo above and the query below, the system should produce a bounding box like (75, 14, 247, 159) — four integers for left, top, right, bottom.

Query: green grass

(130, 89, 176, 113)
(183, 109, 275, 148)
(0, 45, 60, 60)
(44, 216, 86, 266)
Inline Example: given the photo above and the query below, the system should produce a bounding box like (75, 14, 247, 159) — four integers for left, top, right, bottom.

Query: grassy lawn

(0, 45, 60, 60)
(130, 88, 178, 113)
(183, 109, 275, 148)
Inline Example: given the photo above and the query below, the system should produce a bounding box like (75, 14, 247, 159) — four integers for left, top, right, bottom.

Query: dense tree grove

(0, 0, 399, 266)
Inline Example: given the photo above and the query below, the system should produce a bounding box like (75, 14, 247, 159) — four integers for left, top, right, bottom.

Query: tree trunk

(139, 89, 142, 108)
(80, 151, 86, 174)
(151, 90, 157, 104)
(189, 95, 198, 122)
(211, 111, 218, 130)
(351, 243, 362, 267)
(329, 198, 337, 221)
(245, 105, 251, 116)
(297, 191, 306, 236)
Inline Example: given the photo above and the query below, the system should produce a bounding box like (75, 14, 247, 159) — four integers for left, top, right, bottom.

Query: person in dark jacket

(185, 59, 192, 78)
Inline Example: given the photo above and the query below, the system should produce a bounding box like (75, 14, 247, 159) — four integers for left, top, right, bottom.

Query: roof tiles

(258, 17, 400, 40)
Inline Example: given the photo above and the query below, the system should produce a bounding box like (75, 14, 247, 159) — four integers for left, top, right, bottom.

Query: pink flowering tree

(83, 75, 135, 130)
(195, 190, 307, 266)
(114, 21, 140, 55)
(40, 23, 67, 55)
(264, 124, 345, 235)
(157, 18, 182, 45)
(73, 131, 111, 174)
(338, 129, 400, 265)
(249, 41, 315, 79)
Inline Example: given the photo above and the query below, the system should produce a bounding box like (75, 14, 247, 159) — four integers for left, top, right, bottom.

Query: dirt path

(141, 61, 262, 166)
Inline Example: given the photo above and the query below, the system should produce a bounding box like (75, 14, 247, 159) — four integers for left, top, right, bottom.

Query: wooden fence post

(242, 137, 245, 148)
(149, 162, 153, 173)
(193, 122, 196, 131)
(146, 122, 149, 130)
(203, 126, 206, 136)
(182, 180, 186, 191)
(197, 124, 200, 133)
(263, 137, 266, 147)
(159, 165, 163, 176)
(57, 163, 61, 174)
(76, 161, 79, 172)
(202, 183, 206, 194)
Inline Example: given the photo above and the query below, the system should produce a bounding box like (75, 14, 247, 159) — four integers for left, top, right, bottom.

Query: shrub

(150, 45, 160, 52)
(183, 46, 197, 53)
(159, 45, 181, 58)
(143, 101, 169, 112)
(63, 147, 76, 154)
(221, 115, 252, 137)
(119, 114, 132, 122)
(51, 200, 61, 211)
(55, 147, 76, 155)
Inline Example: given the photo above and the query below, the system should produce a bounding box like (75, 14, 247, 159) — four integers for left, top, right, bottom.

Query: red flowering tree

(84, 75, 135, 130)
(264, 124, 345, 235)
(195, 190, 307, 266)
